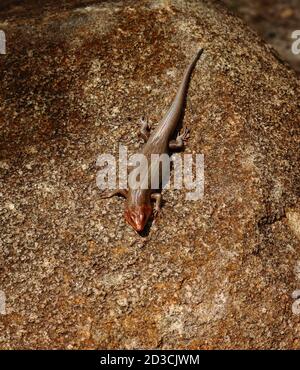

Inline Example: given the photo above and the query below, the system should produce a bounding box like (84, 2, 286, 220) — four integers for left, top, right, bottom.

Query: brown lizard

(100, 48, 203, 232)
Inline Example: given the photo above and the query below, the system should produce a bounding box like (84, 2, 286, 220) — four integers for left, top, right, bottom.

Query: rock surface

(0, 0, 299, 349)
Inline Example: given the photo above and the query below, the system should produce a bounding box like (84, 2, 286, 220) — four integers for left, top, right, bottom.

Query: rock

(0, 0, 299, 349)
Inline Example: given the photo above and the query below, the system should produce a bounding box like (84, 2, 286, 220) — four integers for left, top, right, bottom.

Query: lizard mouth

(124, 205, 153, 232)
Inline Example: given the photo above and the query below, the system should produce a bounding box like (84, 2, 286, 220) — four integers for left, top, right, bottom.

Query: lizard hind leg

(169, 128, 190, 150)
(139, 117, 151, 142)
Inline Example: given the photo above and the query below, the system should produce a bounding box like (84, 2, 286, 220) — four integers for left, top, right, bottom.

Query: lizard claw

(140, 116, 151, 131)
(181, 127, 190, 141)
(153, 207, 161, 219)
(139, 116, 151, 142)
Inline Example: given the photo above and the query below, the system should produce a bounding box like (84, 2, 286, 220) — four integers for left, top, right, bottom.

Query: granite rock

(0, 0, 299, 349)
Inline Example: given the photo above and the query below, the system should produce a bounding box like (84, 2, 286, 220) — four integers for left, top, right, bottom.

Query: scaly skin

(101, 48, 203, 232)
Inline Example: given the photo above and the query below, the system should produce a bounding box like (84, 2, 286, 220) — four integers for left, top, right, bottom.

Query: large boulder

(0, 0, 299, 349)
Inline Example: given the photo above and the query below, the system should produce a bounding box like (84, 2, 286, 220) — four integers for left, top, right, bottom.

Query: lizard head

(124, 204, 153, 232)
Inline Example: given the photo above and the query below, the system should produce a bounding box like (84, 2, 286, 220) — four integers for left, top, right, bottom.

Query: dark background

(222, 0, 300, 73)
(1, 0, 300, 72)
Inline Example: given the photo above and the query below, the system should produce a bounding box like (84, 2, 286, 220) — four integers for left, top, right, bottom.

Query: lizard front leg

(169, 128, 189, 150)
(151, 193, 162, 217)
(99, 189, 128, 199)
(139, 117, 151, 142)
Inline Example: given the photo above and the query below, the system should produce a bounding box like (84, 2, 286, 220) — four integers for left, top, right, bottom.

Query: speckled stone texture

(0, 0, 299, 349)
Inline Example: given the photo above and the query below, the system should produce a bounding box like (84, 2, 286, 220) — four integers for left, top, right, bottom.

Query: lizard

(100, 48, 203, 232)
